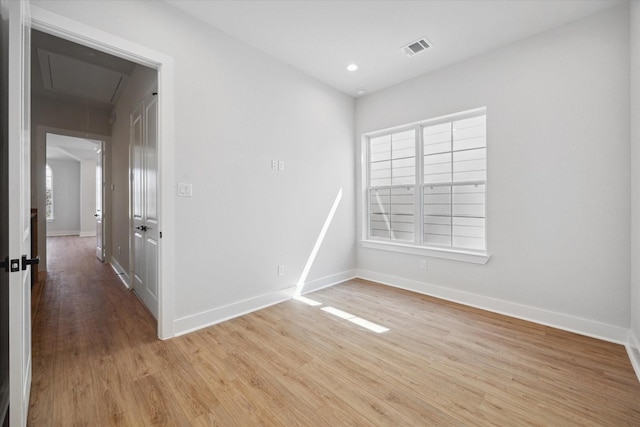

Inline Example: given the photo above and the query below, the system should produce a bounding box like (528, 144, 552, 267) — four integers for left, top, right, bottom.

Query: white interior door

(0, 1, 10, 424)
(5, 0, 31, 425)
(131, 93, 158, 318)
(95, 142, 104, 261)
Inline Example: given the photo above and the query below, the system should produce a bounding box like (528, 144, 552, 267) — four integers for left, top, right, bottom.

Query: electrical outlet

(278, 160, 285, 171)
(420, 260, 427, 270)
(278, 265, 285, 276)
(272, 160, 278, 170)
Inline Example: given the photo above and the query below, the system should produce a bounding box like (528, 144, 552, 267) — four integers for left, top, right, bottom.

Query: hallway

(29, 236, 159, 425)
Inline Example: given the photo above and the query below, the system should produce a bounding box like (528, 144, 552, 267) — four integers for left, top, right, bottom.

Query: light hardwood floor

(29, 236, 640, 426)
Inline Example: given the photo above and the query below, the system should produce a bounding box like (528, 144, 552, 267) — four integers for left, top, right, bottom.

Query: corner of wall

(627, 330, 640, 383)
(630, 0, 640, 365)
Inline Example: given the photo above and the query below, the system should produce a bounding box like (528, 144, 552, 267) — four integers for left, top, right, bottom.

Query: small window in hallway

(46, 163, 53, 220)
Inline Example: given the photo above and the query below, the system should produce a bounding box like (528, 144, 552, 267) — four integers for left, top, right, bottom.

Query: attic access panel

(38, 49, 128, 104)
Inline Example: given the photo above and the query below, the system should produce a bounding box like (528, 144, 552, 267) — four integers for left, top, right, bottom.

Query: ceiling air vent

(401, 38, 432, 57)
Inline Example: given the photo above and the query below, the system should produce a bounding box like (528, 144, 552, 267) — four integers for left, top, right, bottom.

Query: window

(45, 164, 54, 220)
(365, 108, 487, 261)
(369, 129, 416, 242)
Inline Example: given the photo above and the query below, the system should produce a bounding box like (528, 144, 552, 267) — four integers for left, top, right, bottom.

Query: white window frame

(361, 107, 490, 264)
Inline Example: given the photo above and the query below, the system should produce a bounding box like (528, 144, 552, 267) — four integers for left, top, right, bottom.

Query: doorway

(30, 5, 175, 339)
(30, 27, 164, 329)
(45, 133, 104, 247)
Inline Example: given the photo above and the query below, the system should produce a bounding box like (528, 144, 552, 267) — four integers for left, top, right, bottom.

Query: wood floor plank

(28, 236, 640, 426)
(131, 373, 191, 426)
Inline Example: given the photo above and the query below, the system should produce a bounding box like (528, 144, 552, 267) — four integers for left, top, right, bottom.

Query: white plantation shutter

(422, 113, 486, 251)
(369, 129, 416, 242)
(369, 187, 415, 242)
(367, 109, 487, 253)
(369, 130, 415, 187)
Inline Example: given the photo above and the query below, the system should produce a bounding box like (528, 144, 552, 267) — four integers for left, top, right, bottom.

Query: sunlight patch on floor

(293, 295, 322, 306)
(322, 306, 389, 334)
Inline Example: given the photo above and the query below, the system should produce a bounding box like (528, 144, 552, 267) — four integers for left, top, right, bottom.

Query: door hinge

(159, 231, 162, 238)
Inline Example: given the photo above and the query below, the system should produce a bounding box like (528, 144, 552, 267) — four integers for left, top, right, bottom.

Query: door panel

(145, 238, 158, 299)
(145, 96, 158, 221)
(95, 143, 104, 261)
(131, 104, 144, 292)
(5, 1, 31, 425)
(131, 94, 158, 318)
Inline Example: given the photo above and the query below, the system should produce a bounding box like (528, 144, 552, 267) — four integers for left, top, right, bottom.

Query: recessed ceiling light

(356, 88, 366, 96)
(346, 63, 358, 71)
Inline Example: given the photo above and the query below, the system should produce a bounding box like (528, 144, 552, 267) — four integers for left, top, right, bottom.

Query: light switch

(278, 161, 285, 171)
(178, 182, 193, 197)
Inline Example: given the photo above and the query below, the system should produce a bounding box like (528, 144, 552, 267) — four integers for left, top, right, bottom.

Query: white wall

(109, 64, 156, 273)
(629, 0, 640, 371)
(356, 6, 630, 341)
(79, 159, 96, 236)
(46, 158, 80, 236)
(32, 0, 356, 334)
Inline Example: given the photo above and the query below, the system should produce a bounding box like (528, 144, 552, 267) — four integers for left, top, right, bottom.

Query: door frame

(30, 6, 176, 339)
(95, 139, 105, 261)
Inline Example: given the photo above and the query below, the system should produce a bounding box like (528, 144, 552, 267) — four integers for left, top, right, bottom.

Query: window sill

(360, 240, 490, 264)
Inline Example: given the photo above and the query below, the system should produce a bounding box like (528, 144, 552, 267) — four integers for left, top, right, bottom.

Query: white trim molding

(297, 270, 357, 295)
(627, 331, 640, 383)
(173, 269, 356, 336)
(361, 240, 490, 264)
(79, 231, 96, 237)
(46, 230, 79, 237)
(174, 287, 296, 337)
(356, 269, 629, 345)
(110, 258, 130, 289)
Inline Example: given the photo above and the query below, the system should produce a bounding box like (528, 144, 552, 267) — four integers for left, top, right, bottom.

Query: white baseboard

(173, 269, 356, 336)
(79, 231, 96, 237)
(627, 331, 640, 382)
(356, 269, 629, 345)
(174, 286, 296, 336)
(297, 269, 356, 295)
(110, 258, 130, 289)
(46, 230, 79, 237)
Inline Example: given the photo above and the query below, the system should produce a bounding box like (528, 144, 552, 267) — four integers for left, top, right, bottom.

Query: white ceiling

(46, 134, 101, 162)
(166, 0, 625, 97)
